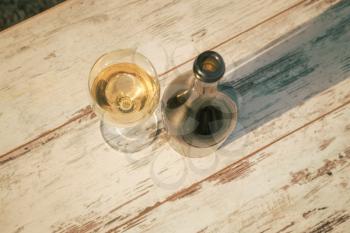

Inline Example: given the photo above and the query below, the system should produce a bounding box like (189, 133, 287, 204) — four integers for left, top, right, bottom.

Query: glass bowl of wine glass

(89, 49, 160, 153)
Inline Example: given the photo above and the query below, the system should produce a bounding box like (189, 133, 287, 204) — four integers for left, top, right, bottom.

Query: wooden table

(1, 0, 349, 232)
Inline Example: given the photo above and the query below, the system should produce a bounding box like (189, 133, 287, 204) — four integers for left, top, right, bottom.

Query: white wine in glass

(89, 49, 160, 153)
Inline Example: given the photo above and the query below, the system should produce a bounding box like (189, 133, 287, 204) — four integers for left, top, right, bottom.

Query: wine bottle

(161, 51, 238, 157)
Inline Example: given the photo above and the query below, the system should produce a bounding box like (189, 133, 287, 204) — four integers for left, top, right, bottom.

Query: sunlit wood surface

(0, 0, 349, 232)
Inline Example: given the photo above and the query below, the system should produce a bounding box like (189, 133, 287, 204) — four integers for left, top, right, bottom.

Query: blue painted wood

(222, 0, 350, 146)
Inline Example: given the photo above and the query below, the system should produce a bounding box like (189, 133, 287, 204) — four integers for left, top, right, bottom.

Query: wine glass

(89, 49, 160, 153)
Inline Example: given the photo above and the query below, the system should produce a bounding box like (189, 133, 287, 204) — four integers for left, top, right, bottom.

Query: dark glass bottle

(161, 51, 238, 157)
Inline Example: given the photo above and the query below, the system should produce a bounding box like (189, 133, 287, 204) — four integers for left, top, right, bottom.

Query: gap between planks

(0, 0, 71, 35)
(0, 0, 310, 164)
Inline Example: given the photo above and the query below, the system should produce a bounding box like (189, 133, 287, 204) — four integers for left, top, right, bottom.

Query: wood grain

(125, 105, 350, 233)
(0, 0, 339, 164)
(0, 0, 323, 156)
(1, 1, 349, 232)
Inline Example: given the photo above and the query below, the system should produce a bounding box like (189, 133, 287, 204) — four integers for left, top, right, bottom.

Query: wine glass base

(100, 114, 159, 153)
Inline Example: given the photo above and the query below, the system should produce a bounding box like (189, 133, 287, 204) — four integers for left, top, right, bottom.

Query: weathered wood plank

(122, 103, 350, 233)
(0, 0, 318, 155)
(1, 1, 349, 232)
(0, 0, 339, 164)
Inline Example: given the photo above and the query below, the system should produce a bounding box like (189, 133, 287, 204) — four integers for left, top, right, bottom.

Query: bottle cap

(193, 50, 225, 83)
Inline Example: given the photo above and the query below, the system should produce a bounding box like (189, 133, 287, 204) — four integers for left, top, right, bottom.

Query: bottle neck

(193, 78, 218, 95)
